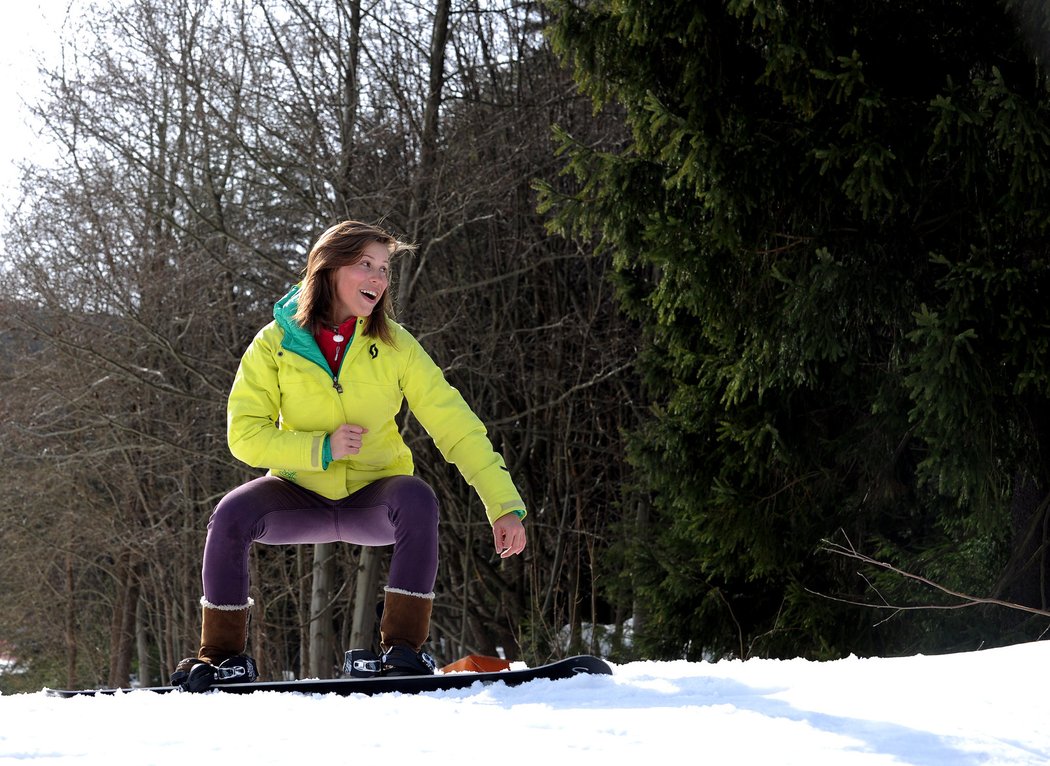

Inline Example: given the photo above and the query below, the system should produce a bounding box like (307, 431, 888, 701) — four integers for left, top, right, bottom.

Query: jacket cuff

(321, 434, 333, 470)
(489, 504, 527, 525)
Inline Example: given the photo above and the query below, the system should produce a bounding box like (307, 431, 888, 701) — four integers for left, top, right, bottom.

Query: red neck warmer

(313, 317, 357, 374)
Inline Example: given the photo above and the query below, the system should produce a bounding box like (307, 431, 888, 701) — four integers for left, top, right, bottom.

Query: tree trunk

(309, 543, 337, 677)
(108, 558, 139, 688)
(399, 0, 450, 308)
(996, 472, 1050, 609)
(350, 547, 382, 650)
(65, 554, 77, 689)
(136, 595, 152, 687)
(632, 500, 650, 639)
(333, 0, 362, 215)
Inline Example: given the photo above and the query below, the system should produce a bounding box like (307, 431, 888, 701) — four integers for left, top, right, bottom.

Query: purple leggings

(201, 475, 439, 606)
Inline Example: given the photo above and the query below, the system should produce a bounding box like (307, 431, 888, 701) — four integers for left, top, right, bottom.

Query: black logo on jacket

(369, 343, 379, 359)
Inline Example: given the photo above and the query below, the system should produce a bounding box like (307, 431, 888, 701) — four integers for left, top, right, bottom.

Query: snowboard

(44, 654, 612, 698)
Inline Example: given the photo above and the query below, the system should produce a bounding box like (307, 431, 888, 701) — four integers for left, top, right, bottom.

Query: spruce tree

(541, 0, 1050, 658)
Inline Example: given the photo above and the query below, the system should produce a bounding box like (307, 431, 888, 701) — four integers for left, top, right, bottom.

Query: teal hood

(273, 283, 329, 371)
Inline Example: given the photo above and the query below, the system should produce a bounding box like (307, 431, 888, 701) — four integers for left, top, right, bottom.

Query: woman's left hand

(492, 513, 527, 558)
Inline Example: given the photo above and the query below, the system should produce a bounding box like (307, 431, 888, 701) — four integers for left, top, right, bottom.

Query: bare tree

(0, 0, 639, 689)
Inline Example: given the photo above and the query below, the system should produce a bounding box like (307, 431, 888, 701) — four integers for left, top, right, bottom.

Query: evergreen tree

(541, 0, 1050, 659)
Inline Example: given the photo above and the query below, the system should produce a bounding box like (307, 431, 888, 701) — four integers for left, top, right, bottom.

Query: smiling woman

(332, 242, 390, 321)
(171, 219, 529, 690)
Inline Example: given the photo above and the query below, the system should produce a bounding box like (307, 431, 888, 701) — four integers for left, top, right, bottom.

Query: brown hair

(293, 220, 413, 345)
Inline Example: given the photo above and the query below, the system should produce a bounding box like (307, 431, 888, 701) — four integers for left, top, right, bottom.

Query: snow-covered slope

(2, 641, 1047, 765)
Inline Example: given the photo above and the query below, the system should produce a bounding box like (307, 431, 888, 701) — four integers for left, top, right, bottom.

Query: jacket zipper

(332, 345, 344, 393)
(330, 331, 353, 394)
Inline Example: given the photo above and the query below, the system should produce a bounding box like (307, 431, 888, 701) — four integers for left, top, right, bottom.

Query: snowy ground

(1, 641, 1047, 765)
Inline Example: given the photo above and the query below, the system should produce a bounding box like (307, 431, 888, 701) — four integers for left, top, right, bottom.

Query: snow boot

(378, 588, 436, 676)
(170, 599, 258, 690)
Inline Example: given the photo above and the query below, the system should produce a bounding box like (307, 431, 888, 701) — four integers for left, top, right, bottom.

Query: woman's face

(331, 241, 391, 321)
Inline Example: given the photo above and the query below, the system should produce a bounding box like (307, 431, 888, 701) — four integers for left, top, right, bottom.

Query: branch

(814, 534, 1050, 619)
(489, 360, 635, 427)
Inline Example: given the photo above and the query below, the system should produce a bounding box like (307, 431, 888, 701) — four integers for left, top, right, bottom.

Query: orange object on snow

(440, 654, 511, 673)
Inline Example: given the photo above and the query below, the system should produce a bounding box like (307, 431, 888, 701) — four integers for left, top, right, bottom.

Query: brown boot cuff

(380, 588, 434, 652)
(198, 601, 251, 666)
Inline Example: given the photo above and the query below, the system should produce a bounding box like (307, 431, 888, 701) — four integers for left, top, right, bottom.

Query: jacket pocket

(345, 428, 410, 472)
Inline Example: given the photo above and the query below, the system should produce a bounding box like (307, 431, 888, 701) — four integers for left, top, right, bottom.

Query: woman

(171, 220, 527, 689)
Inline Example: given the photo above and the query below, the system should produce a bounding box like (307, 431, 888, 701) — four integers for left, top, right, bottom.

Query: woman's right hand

(329, 424, 368, 460)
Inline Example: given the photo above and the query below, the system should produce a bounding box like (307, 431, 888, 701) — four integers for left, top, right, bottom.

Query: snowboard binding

(344, 649, 384, 677)
(343, 647, 436, 678)
(176, 655, 259, 692)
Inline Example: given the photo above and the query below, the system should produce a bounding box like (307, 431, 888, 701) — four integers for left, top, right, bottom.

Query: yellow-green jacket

(227, 284, 526, 525)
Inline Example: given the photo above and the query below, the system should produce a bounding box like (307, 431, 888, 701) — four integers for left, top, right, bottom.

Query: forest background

(4, 0, 1050, 692)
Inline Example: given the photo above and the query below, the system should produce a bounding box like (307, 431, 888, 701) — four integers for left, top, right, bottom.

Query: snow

(1, 642, 1047, 765)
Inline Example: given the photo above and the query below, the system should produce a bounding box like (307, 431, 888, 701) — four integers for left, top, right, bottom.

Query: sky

(0, 0, 71, 209)
(1, 641, 1048, 765)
